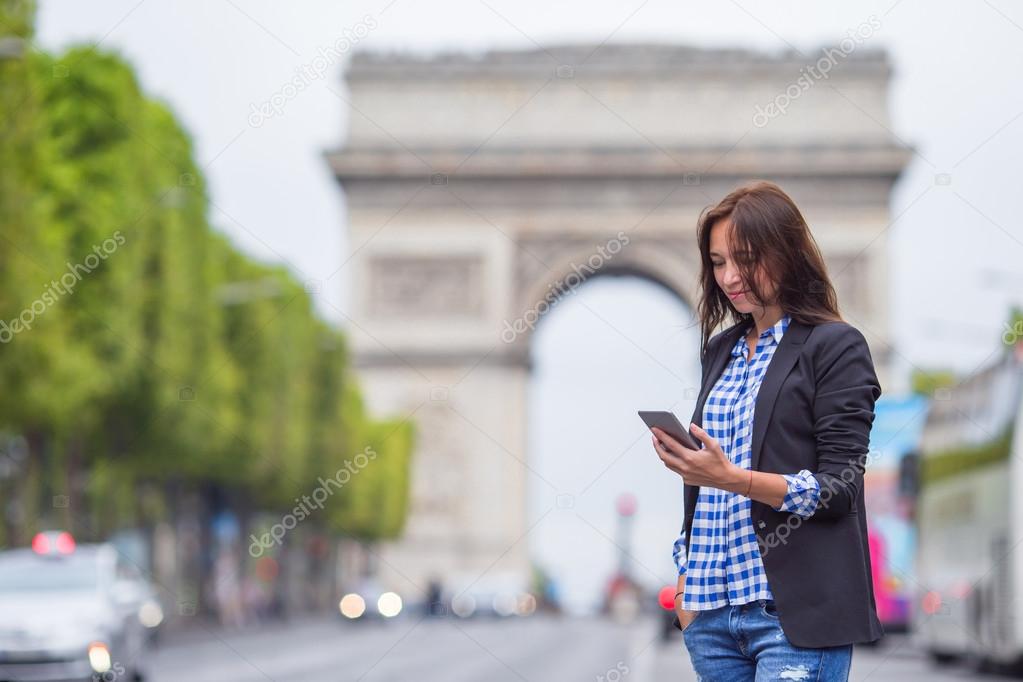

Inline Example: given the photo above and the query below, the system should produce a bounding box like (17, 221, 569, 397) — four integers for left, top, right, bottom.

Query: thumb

(689, 423, 708, 444)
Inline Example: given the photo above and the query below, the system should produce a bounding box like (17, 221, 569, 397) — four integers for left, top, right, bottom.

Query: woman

(651, 180, 883, 681)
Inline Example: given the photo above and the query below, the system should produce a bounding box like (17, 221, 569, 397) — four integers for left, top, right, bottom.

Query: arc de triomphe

(326, 43, 909, 597)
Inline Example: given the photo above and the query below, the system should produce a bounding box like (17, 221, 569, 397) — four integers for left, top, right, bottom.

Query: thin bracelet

(675, 590, 684, 598)
(744, 469, 753, 497)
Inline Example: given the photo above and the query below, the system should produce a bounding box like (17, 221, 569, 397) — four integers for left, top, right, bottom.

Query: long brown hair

(695, 180, 842, 355)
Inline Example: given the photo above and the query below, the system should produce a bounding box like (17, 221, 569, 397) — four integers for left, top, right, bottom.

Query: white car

(444, 572, 536, 619)
(0, 531, 162, 681)
(338, 579, 403, 622)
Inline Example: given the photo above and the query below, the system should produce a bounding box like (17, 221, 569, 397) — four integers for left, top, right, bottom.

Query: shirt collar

(731, 313, 792, 357)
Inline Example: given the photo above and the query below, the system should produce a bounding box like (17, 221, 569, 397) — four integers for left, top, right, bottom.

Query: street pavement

(147, 612, 1001, 681)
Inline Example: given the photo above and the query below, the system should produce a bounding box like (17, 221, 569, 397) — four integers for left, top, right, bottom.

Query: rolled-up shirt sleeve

(672, 529, 687, 576)
(771, 469, 821, 518)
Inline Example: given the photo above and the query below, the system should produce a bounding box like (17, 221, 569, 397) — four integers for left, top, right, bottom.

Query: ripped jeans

(681, 599, 852, 681)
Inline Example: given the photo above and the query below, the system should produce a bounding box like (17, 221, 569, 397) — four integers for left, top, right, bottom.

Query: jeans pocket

(680, 609, 703, 634)
(761, 600, 781, 620)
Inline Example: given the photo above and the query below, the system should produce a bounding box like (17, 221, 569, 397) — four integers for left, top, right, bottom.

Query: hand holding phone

(637, 410, 702, 451)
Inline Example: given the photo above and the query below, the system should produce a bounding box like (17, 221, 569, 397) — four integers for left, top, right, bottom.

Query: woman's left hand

(652, 424, 740, 488)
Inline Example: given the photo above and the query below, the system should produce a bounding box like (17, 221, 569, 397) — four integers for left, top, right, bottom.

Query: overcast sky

(36, 0, 1023, 612)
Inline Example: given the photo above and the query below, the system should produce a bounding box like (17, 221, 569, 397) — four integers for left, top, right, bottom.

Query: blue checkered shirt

(672, 313, 821, 610)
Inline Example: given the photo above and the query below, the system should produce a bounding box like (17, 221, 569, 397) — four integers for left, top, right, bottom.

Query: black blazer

(672, 317, 884, 648)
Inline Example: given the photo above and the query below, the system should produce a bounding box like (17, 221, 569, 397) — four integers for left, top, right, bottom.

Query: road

(147, 613, 1005, 681)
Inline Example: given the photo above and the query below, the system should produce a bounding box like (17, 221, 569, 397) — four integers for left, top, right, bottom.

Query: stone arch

(325, 43, 907, 597)
(509, 238, 702, 360)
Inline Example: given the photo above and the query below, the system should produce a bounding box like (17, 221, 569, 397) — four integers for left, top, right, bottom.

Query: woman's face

(709, 217, 775, 313)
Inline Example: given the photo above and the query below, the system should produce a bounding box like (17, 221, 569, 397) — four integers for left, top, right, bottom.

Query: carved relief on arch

(366, 253, 485, 318)
(505, 234, 701, 348)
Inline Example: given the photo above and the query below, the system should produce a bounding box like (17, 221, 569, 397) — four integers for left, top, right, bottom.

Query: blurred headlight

(493, 592, 517, 617)
(377, 592, 402, 618)
(139, 599, 164, 628)
(516, 592, 536, 616)
(339, 593, 366, 619)
(451, 594, 476, 618)
(88, 642, 112, 673)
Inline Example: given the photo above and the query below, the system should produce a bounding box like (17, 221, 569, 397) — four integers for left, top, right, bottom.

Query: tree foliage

(0, 2, 412, 546)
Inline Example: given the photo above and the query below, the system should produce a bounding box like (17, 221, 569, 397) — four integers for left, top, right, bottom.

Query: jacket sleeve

(807, 325, 882, 520)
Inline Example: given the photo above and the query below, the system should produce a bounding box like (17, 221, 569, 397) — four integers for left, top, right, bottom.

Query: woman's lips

(728, 290, 746, 300)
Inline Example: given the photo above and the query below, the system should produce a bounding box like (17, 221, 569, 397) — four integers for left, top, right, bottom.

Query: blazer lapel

(748, 319, 812, 472)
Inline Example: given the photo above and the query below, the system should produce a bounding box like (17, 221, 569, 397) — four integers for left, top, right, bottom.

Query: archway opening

(526, 272, 701, 615)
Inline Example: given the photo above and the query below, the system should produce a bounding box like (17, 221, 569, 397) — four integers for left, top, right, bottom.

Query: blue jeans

(682, 599, 852, 681)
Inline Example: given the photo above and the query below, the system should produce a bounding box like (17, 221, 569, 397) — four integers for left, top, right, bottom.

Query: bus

(863, 393, 929, 633)
(913, 337, 1023, 669)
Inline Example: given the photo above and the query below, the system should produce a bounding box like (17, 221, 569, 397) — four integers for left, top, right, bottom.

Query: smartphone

(638, 410, 702, 451)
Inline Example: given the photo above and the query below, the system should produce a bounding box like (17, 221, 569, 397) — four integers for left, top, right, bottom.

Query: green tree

(0, 3, 414, 589)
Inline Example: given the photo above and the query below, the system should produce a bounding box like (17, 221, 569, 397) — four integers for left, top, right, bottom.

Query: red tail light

(55, 531, 75, 554)
(31, 533, 50, 554)
(31, 531, 76, 555)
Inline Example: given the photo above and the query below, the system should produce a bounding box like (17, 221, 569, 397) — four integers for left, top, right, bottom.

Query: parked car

(0, 531, 162, 681)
